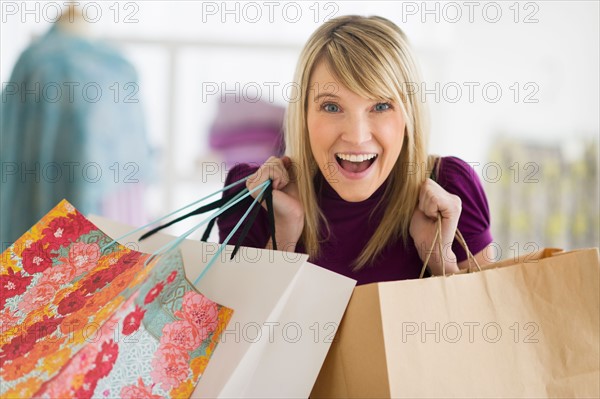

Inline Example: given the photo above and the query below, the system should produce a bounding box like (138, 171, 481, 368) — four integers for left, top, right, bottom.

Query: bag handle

(455, 229, 481, 273)
(418, 216, 481, 278)
(100, 175, 251, 252)
(100, 177, 274, 285)
(138, 187, 248, 241)
(197, 184, 277, 251)
(193, 181, 272, 285)
(138, 178, 277, 251)
(142, 180, 272, 285)
(132, 180, 271, 272)
(103, 172, 277, 257)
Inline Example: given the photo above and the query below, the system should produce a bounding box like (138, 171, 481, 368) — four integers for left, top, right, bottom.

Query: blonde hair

(285, 15, 436, 270)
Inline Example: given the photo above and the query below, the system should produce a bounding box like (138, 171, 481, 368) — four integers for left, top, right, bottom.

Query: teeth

(336, 153, 377, 162)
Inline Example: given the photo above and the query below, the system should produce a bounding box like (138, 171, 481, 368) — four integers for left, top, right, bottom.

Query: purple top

(217, 156, 493, 285)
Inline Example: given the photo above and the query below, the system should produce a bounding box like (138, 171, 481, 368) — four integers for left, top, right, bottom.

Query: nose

(340, 114, 372, 145)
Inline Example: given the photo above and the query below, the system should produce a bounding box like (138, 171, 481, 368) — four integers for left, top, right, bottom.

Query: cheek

(379, 121, 406, 157)
(391, 130, 405, 155)
(307, 117, 333, 161)
(306, 111, 317, 147)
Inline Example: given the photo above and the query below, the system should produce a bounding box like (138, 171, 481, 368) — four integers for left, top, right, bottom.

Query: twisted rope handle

(419, 215, 480, 278)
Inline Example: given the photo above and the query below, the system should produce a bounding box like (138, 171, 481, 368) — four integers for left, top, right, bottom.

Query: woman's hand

(409, 179, 462, 275)
(246, 156, 304, 251)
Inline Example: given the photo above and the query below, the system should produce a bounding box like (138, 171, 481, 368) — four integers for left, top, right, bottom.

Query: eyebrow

(312, 92, 340, 101)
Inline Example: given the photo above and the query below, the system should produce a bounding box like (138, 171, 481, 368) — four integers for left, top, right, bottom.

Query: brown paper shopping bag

(311, 244, 600, 398)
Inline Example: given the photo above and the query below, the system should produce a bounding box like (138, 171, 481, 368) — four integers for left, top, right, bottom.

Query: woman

(217, 15, 493, 285)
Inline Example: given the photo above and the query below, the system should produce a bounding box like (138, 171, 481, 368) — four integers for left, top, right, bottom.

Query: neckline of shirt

(315, 172, 389, 204)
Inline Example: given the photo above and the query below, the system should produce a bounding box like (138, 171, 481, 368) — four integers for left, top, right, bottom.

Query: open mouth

(335, 153, 378, 174)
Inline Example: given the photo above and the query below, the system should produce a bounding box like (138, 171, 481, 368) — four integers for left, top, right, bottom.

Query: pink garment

(208, 99, 285, 168)
(210, 99, 285, 131)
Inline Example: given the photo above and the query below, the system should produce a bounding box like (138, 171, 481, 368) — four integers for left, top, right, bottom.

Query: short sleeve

(216, 163, 271, 248)
(435, 156, 493, 262)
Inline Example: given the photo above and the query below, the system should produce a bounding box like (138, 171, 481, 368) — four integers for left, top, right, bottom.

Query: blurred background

(1, 0, 598, 259)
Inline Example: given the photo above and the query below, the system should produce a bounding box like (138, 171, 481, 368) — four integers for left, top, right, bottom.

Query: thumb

(280, 156, 298, 182)
(281, 156, 292, 169)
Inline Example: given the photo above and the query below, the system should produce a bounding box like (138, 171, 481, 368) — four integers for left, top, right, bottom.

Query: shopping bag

(311, 242, 600, 398)
(89, 213, 357, 398)
(0, 199, 233, 398)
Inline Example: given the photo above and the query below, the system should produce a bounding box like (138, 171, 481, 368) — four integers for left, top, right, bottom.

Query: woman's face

(306, 61, 406, 202)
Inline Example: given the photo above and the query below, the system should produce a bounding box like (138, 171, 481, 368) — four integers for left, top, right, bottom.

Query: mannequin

(1, 4, 154, 244)
(56, 2, 96, 39)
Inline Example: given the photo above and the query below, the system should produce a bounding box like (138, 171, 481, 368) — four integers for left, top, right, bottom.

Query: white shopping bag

(89, 215, 356, 398)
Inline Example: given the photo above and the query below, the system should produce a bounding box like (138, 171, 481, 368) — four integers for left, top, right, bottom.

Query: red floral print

(161, 320, 202, 351)
(0, 352, 39, 381)
(0, 268, 32, 307)
(67, 242, 100, 274)
(79, 268, 113, 294)
(167, 270, 177, 283)
(91, 340, 119, 379)
(23, 314, 62, 341)
(0, 312, 20, 332)
(120, 377, 162, 399)
(40, 213, 93, 251)
(0, 315, 61, 365)
(144, 282, 165, 305)
(122, 305, 146, 336)
(72, 379, 100, 399)
(17, 283, 56, 314)
(177, 291, 219, 341)
(57, 290, 88, 315)
(113, 251, 144, 275)
(71, 339, 120, 398)
(150, 344, 190, 390)
(121, 377, 161, 399)
(28, 336, 66, 361)
(0, 333, 36, 366)
(38, 261, 76, 287)
(21, 241, 53, 274)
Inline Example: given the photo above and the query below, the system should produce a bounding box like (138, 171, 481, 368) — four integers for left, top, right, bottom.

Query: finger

(420, 199, 440, 220)
(419, 185, 443, 220)
(420, 180, 461, 219)
(269, 159, 290, 190)
(246, 163, 273, 194)
(247, 158, 290, 193)
(439, 194, 462, 219)
(247, 166, 269, 190)
(263, 157, 284, 187)
(418, 179, 435, 208)
(425, 179, 461, 216)
(281, 155, 291, 169)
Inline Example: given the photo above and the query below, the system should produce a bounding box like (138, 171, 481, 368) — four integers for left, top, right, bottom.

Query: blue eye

(323, 103, 340, 113)
(374, 103, 391, 112)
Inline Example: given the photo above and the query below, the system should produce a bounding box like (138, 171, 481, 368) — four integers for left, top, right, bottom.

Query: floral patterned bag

(0, 199, 233, 398)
